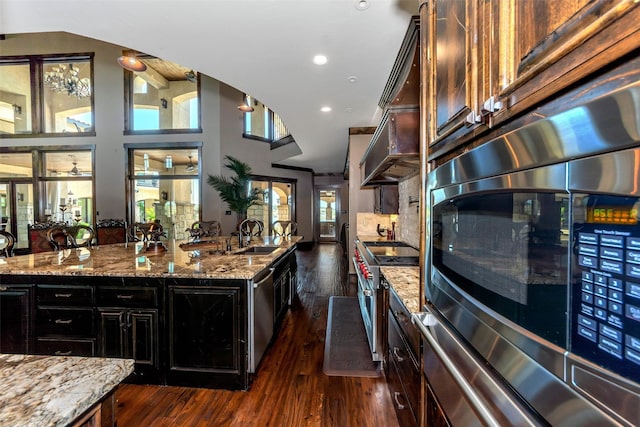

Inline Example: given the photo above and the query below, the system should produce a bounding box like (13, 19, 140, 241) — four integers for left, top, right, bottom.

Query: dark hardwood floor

(115, 243, 400, 427)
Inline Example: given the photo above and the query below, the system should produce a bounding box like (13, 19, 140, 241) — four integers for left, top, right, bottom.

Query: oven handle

(412, 312, 501, 427)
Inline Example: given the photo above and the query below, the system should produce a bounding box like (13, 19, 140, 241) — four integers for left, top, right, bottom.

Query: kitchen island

(0, 353, 134, 427)
(0, 236, 300, 390)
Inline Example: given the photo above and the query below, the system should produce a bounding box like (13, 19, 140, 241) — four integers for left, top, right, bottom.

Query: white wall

(1, 32, 314, 242)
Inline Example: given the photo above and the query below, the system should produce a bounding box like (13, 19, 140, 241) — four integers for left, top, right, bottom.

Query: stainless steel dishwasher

(248, 268, 274, 372)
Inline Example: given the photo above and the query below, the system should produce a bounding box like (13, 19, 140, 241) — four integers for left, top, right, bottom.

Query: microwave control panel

(571, 195, 640, 384)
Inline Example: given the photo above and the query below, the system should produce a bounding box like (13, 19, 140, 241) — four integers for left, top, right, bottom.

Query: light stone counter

(380, 266, 421, 313)
(0, 353, 134, 427)
(0, 236, 301, 280)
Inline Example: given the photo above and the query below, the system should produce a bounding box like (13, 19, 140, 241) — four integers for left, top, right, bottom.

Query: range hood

(360, 107, 419, 186)
(360, 16, 420, 187)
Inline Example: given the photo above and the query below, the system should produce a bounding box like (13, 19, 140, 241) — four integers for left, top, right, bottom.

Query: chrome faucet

(238, 218, 250, 248)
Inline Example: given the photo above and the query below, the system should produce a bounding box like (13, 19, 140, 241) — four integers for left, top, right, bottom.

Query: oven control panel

(571, 195, 640, 384)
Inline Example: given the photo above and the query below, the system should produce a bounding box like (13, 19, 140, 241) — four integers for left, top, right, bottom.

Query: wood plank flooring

(115, 243, 400, 427)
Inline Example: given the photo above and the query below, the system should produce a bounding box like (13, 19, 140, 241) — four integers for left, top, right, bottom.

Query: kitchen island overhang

(0, 236, 301, 390)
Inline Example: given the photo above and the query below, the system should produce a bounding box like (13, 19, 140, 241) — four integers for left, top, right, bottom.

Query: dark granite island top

(0, 235, 301, 279)
(0, 353, 134, 427)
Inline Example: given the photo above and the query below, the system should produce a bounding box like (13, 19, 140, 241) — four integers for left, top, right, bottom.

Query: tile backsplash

(356, 213, 398, 239)
(397, 175, 420, 248)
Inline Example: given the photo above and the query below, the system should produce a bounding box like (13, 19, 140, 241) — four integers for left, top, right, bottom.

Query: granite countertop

(0, 236, 301, 280)
(380, 266, 421, 313)
(0, 353, 134, 427)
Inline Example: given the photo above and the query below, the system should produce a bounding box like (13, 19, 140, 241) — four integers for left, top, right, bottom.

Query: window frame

(241, 94, 288, 143)
(123, 68, 202, 135)
(0, 53, 96, 138)
(124, 142, 203, 239)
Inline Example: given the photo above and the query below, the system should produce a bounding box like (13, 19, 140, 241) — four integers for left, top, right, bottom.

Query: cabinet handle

(54, 293, 72, 298)
(116, 294, 134, 300)
(54, 350, 72, 356)
(54, 319, 73, 324)
(393, 392, 406, 410)
(393, 346, 405, 362)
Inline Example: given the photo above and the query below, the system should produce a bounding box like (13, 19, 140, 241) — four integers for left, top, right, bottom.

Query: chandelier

(43, 64, 91, 99)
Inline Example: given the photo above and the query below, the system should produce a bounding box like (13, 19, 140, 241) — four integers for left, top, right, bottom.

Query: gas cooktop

(363, 242, 420, 266)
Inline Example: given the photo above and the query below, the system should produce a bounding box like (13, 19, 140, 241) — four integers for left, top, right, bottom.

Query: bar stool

(272, 220, 296, 237)
(47, 224, 95, 250)
(0, 230, 15, 257)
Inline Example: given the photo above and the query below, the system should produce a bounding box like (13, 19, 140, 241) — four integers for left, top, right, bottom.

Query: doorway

(317, 187, 340, 242)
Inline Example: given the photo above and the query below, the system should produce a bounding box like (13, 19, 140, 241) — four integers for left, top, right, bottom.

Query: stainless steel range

(353, 239, 419, 361)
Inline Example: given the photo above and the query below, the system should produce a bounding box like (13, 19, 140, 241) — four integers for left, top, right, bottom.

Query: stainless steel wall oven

(415, 83, 640, 426)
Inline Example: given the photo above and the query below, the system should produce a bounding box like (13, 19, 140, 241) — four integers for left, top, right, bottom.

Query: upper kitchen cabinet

(361, 17, 420, 186)
(425, 0, 640, 159)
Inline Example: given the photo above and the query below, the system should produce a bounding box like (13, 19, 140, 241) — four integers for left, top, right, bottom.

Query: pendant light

(117, 50, 147, 72)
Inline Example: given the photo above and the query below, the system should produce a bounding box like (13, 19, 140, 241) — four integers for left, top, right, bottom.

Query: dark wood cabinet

(167, 282, 246, 390)
(34, 284, 95, 357)
(385, 281, 420, 427)
(0, 284, 32, 354)
(374, 185, 399, 215)
(98, 309, 158, 369)
(424, 0, 640, 159)
(96, 283, 161, 382)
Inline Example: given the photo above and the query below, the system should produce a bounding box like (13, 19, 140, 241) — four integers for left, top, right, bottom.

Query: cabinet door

(433, 0, 471, 139)
(169, 287, 241, 371)
(0, 285, 32, 354)
(129, 310, 158, 368)
(98, 310, 126, 358)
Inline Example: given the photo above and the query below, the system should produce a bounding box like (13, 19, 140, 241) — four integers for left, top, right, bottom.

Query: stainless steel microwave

(424, 83, 640, 426)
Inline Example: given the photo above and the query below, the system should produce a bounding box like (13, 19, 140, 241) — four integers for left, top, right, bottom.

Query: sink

(235, 246, 279, 255)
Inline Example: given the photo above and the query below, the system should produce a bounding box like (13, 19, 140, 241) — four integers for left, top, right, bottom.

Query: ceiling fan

(68, 156, 80, 176)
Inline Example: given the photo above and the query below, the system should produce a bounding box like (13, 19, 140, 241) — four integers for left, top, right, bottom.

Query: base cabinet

(0, 284, 32, 354)
(167, 282, 247, 390)
(98, 309, 158, 374)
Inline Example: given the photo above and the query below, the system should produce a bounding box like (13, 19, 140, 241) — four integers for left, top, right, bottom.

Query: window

(0, 54, 94, 136)
(124, 58, 201, 133)
(247, 177, 296, 235)
(242, 95, 290, 143)
(0, 147, 95, 252)
(126, 144, 201, 240)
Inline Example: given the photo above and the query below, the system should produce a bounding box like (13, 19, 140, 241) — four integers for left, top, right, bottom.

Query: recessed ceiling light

(347, 76, 358, 83)
(354, 0, 369, 11)
(321, 106, 332, 113)
(313, 55, 328, 65)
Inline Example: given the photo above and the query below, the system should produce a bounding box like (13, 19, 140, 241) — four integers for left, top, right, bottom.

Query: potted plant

(207, 155, 262, 225)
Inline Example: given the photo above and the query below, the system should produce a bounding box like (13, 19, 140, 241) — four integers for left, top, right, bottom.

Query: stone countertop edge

(0, 353, 134, 427)
(380, 266, 421, 313)
(0, 236, 301, 281)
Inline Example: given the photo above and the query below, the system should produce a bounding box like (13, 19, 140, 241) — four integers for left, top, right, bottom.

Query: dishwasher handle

(253, 268, 274, 288)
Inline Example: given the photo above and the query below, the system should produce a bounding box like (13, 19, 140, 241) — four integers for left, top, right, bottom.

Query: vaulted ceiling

(0, 0, 418, 173)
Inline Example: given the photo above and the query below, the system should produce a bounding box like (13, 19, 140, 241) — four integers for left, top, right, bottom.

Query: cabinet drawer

(37, 308, 95, 337)
(35, 338, 95, 357)
(389, 287, 420, 356)
(387, 354, 419, 427)
(97, 286, 158, 307)
(388, 312, 420, 418)
(37, 285, 94, 306)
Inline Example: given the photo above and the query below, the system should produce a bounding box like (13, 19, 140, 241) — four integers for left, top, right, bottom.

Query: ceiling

(0, 0, 418, 173)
